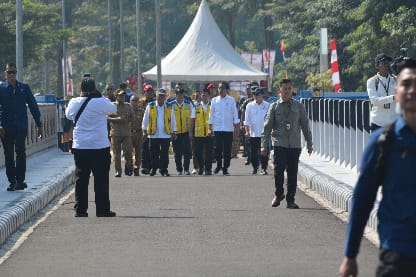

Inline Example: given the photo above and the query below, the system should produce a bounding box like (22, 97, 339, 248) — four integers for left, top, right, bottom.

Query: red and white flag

(330, 39, 341, 92)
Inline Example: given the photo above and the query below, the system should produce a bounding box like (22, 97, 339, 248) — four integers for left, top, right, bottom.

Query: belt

(131, 129, 142, 133)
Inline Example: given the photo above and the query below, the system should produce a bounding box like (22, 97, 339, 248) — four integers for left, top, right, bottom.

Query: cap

(143, 84, 154, 91)
(375, 53, 393, 63)
(253, 88, 263, 96)
(175, 88, 185, 94)
(116, 89, 126, 96)
(157, 88, 167, 95)
(251, 86, 259, 91)
(207, 83, 215, 89)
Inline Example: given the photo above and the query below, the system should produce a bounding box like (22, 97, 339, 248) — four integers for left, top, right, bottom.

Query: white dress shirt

(66, 96, 116, 149)
(208, 95, 239, 131)
(367, 73, 398, 127)
(142, 102, 176, 139)
(244, 100, 270, 137)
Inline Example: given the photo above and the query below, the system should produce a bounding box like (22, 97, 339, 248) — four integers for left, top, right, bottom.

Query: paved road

(0, 157, 378, 277)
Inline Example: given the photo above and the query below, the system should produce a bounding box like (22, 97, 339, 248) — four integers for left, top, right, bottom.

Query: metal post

(119, 0, 124, 83)
(62, 0, 67, 97)
(16, 0, 23, 81)
(136, 0, 142, 94)
(155, 0, 162, 88)
(108, 0, 113, 85)
(320, 28, 328, 73)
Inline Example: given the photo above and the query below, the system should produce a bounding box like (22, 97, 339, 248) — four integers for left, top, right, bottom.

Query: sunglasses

(6, 70, 17, 74)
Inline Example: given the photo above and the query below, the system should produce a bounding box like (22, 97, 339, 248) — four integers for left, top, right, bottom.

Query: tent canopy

(143, 0, 267, 82)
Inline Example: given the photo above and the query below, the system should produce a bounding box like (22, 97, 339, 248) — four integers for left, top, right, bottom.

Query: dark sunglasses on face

(6, 70, 17, 74)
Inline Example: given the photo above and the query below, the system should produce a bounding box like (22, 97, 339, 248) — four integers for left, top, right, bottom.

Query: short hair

(80, 76, 96, 92)
(279, 79, 292, 87)
(119, 82, 128, 90)
(202, 88, 210, 95)
(4, 63, 16, 70)
(219, 81, 229, 90)
(397, 58, 416, 75)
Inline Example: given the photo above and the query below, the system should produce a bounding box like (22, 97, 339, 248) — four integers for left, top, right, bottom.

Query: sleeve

(244, 103, 251, 126)
(25, 85, 42, 127)
(232, 98, 240, 125)
(104, 98, 117, 115)
(344, 134, 381, 258)
(141, 104, 150, 130)
(367, 77, 395, 108)
(261, 102, 276, 148)
(299, 104, 312, 147)
(65, 99, 76, 121)
(208, 100, 215, 125)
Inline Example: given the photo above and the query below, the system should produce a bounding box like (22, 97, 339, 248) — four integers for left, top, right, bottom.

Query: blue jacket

(344, 116, 416, 258)
(0, 80, 42, 132)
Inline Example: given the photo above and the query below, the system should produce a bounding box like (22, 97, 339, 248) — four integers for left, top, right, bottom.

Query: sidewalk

(0, 148, 75, 245)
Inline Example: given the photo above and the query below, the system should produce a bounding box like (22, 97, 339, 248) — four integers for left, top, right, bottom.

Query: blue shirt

(0, 80, 42, 132)
(344, 116, 416, 258)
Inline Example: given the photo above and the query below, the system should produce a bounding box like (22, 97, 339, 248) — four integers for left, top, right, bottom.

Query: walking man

(189, 88, 213, 175)
(0, 63, 43, 191)
(244, 88, 270, 175)
(339, 58, 416, 277)
(208, 81, 240, 176)
(139, 84, 156, 175)
(142, 88, 176, 176)
(261, 79, 313, 209)
(130, 95, 144, 176)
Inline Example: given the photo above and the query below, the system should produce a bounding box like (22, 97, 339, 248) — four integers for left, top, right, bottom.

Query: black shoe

(271, 195, 285, 207)
(287, 202, 300, 209)
(223, 171, 230, 176)
(134, 170, 140, 176)
(214, 167, 221, 174)
(260, 169, 268, 175)
(252, 168, 258, 175)
(242, 153, 247, 157)
(96, 211, 116, 217)
(141, 168, 149, 175)
(198, 170, 204, 175)
(115, 172, 121, 177)
(6, 182, 16, 191)
(205, 170, 212, 175)
(15, 182, 27, 190)
(161, 171, 170, 177)
(150, 170, 156, 176)
(75, 211, 88, 217)
(125, 170, 133, 176)
(244, 160, 250, 165)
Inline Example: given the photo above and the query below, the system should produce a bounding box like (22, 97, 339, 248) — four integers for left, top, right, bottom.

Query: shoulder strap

(73, 97, 93, 127)
(374, 121, 396, 185)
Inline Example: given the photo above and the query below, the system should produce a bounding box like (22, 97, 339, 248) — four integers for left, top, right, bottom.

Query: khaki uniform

(131, 101, 145, 174)
(109, 102, 133, 175)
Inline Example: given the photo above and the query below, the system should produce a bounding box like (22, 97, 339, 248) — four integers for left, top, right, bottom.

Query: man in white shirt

(65, 75, 117, 217)
(367, 53, 398, 131)
(244, 88, 270, 175)
(142, 89, 177, 176)
(208, 82, 240, 176)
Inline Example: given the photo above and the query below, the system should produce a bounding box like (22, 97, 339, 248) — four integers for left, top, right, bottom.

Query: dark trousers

(250, 137, 268, 170)
(273, 146, 301, 202)
(1, 130, 27, 184)
(172, 132, 191, 172)
(149, 138, 170, 173)
(73, 147, 111, 214)
(376, 249, 416, 277)
(141, 139, 151, 170)
(194, 136, 213, 172)
(214, 131, 233, 171)
(371, 123, 382, 132)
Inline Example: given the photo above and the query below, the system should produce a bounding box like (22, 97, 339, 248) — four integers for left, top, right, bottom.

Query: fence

(301, 98, 371, 173)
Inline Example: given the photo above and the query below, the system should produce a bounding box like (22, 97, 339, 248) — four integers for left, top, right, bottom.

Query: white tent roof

(143, 0, 267, 82)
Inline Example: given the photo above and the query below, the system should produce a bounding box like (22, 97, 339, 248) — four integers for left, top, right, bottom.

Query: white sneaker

(191, 169, 198, 175)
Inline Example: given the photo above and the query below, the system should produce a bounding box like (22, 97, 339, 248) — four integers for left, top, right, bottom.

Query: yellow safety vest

(172, 100, 192, 134)
(194, 102, 211, 137)
(147, 102, 172, 135)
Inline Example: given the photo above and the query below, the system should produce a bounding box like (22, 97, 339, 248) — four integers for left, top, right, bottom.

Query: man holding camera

(367, 53, 399, 131)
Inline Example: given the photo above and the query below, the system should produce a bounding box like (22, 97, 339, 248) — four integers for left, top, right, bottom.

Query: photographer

(367, 53, 398, 131)
(65, 75, 117, 217)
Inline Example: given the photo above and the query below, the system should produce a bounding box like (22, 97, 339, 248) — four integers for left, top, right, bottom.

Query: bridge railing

(0, 103, 63, 168)
(301, 98, 371, 173)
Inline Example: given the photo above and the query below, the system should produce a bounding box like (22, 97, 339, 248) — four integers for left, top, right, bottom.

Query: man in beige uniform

(107, 89, 133, 177)
(130, 95, 144, 176)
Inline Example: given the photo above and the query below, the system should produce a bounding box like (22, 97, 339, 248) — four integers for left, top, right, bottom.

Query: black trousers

(1, 130, 27, 184)
(273, 146, 301, 202)
(172, 132, 191, 172)
(194, 136, 213, 172)
(149, 138, 170, 173)
(73, 147, 111, 214)
(376, 249, 416, 277)
(141, 139, 151, 171)
(214, 131, 233, 171)
(250, 137, 268, 170)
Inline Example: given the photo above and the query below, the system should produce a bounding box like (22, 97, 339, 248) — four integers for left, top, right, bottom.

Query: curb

(0, 165, 76, 246)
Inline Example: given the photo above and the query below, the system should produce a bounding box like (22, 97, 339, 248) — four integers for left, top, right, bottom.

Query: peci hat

(157, 88, 167, 95)
(253, 87, 264, 96)
(375, 53, 393, 64)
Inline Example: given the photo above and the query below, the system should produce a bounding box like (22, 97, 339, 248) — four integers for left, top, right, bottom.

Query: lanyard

(378, 76, 391, 96)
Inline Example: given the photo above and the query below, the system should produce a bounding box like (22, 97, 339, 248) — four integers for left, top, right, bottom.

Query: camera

(391, 48, 409, 75)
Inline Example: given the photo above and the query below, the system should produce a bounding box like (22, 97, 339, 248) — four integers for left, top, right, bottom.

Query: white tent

(142, 0, 267, 82)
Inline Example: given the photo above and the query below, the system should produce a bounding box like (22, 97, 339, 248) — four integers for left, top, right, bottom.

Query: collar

(277, 98, 292, 104)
